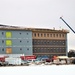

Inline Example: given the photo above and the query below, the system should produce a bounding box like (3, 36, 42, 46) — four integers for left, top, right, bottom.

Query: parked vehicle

(0, 61, 8, 66)
(5, 57, 22, 66)
(72, 59, 75, 64)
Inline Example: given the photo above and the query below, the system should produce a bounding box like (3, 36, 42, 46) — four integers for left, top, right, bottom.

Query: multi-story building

(32, 28, 69, 58)
(0, 25, 33, 55)
(0, 25, 69, 58)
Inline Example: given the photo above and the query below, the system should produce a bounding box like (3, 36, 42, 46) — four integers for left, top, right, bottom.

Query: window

(6, 48, 12, 54)
(50, 34, 52, 37)
(53, 34, 55, 37)
(2, 32, 4, 35)
(20, 40, 22, 42)
(62, 34, 65, 37)
(19, 33, 21, 35)
(38, 33, 39, 37)
(20, 48, 22, 50)
(2, 40, 4, 43)
(6, 32, 12, 38)
(59, 34, 61, 37)
(2, 48, 4, 51)
(27, 41, 29, 43)
(56, 34, 58, 37)
(34, 33, 36, 37)
(27, 48, 29, 50)
(34, 50, 36, 52)
(6, 40, 12, 46)
(47, 34, 49, 37)
(27, 33, 28, 35)
(41, 33, 43, 37)
(44, 34, 46, 37)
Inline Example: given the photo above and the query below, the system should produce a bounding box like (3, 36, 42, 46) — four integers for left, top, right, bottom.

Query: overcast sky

(0, 0, 75, 51)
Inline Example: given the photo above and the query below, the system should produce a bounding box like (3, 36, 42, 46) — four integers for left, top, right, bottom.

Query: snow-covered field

(0, 65, 75, 75)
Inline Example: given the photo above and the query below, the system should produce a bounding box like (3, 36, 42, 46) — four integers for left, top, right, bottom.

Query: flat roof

(0, 24, 69, 33)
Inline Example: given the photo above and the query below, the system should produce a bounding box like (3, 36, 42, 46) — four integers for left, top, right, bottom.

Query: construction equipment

(60, 17, 75, 34)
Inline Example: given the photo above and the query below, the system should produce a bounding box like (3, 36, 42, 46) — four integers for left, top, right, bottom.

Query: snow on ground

(0, 65, 75, 75)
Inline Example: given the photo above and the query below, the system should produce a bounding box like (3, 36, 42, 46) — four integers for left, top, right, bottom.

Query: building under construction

(0, 24, 69, 58)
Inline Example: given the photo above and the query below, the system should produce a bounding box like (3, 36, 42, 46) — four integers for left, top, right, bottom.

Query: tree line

(68, 50, 75, 57)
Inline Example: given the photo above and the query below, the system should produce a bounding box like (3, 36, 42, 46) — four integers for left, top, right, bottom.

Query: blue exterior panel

(0, 30, 33, 55)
